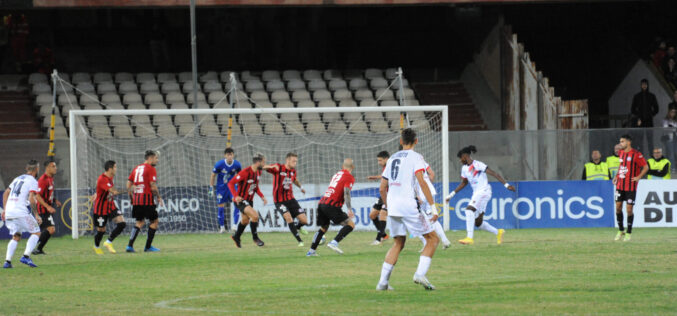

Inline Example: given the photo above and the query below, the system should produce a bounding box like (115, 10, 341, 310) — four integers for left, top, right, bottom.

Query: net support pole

(47, 69, 58, 159)
(442, 106, 450, 230)
(189, 0, 199, 108)
(69, 108, 78, 239)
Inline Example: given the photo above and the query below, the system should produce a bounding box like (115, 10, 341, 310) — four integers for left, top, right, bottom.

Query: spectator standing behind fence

(630, 79, 659, 152)
(662, 44, 676, 71)
(606, 144, 622, 179)
(652, 39, 667, 68)
(664, 58, 677, 87)
(582, 150, 611, 181)
(646, 148, 671, 179)
(662, 107, 677, 172)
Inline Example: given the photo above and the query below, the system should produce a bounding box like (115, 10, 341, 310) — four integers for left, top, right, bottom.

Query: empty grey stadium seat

(87, 116, 107, 129)
(354, 89, 373, 101)
(109, 116, 129, 126)
(349, 78, 367, 91)
(380, 100, 399, 107)
(323, 69, 342, 81)
(283, 120, 305, 134)
(385, 68, 399, 80)
(166, 92, 185, 104)
(170, 103, 190, 110)
(200, 123, 221, 137)
(359, 99, 378, 107)
(303, 70, 322, 81)
(131, 115, 151, 126)
(182, 81, 201, 93)
(287, 79, 306, 91)
(144, 92, 164, 105)
(75, 82, 95, 95)
(178, 72, 193, 83)
(29, 73, 48, 85)
(343, 112, 362, 122)
(305, 121, 326, 134)
(115, 72, 134, 83)
(72, 72, 91, 84)
(79, 94, 99, 106)
(136, 73, 155, 83)
(203, 81, 222, 93)
(225, 81, 244, 91)
(185, 92, 206, 104)
(338, 100, 357, 108)
(246, 80, 264, 92)
(98, 82, 118, 95)
(250, 91, 270, 103)
(317, 99, 336, 107)
(313, 90, 332, 102)
(35, 94, 52, 106)
(123, 93, 143, 105)
(177, 124, 196, 137)
(135, 124, 157, 138)
(333, 89, 353, 102)
(174, 114, 194, 125)
(148, 102, 168, 110)
(292, 90, 311, 102)
(92, 126, 113, 139)
(264, 122, 285, 135)
(275, 101, 294, 108)
(200, 71, 218, 83)
(140, 82, 160, 94)
(32, 83, 51, 95)
(262, 70, 281, 82)
(208, 91, 227, 105)
(375, 88, 395, 101)
(266, 80, 285, 92)
(348, 120, 369, 134)
(369, 120, 390, 133)
(240, 71, 260, 82)
(364, 68, 383, 80)
(243, 123, 263, 136)
(58, 93, 78, 106)
(296, 100, 315, 108)
(282, 70, 302, 81)
(161, 82, 180, 94)
(271, 90, 291, 103)
(301, 112, 321, 123)
(127, 103, 146, 111)
(114, 125, 135, 139)
(93, 72, 113, 84)
(157, 125, 178, 138)
(327, 121, 347, 134)
(328, 79, 347, 91)
(323, 112, 341, 123)
(370, 78, 388, 90)
(307, 80, 327, 92)
(157, 73, 176, 83)
(153, 115, 172, 126)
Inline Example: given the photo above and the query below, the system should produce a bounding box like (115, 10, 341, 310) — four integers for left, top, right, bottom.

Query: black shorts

(317, 204, 348, 227)
(373, 198, 386, 211)
(39, 213, 55, 230)
(276, 199, 304, 218)
(615, 190, 637, 205)
(132, 205, 158, 221)
(235, 200, 254, 213)
(94, 208, 123, 228)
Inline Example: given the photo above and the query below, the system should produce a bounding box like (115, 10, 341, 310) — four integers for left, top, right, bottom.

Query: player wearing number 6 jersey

(2, 160, 42, 268)
(228, 153, 271, 248)
(267, 152, 309, 246)
(377, 128, 439, 291)
(306, 158, 356, 256)
(126, 150, 163, 253)
(33, 161, 61, 255)
(91, 160, 126, 254)
(445, 146, 514, 245)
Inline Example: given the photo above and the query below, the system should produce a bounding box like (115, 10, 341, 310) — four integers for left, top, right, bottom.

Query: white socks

(379, 262, 394, 285)
(433, 222, 449, 244)
(6, 239, 18, 261)
(415, 256, 432, 277)
(24, 235, 39, 257)
(465, 210, 475, 238)
(478, 221, 498, 235)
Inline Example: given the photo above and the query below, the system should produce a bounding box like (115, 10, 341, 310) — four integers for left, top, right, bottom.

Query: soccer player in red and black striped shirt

(91, 160, 125, 254)
(307, 158, 357, 256)
(228, 153, 271, 248)
(267, 152, 308, 245)
(33, 161, 61, 255)
(612, 134, 649, 241)
(126, 150, 163, 252)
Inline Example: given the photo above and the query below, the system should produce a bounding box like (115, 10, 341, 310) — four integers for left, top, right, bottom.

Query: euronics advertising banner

(0, 180, 617, 239)
(625, 180, 677, 228)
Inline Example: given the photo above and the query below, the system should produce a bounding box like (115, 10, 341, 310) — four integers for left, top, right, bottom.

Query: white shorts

(5, 215, 40, 235)
(389, 214, 434, 238)
(468, 190, 491, 215)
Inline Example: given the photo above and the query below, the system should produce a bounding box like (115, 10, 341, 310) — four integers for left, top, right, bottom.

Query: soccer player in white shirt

(415, 163, 451, 250)
(445, 146, 515, 245)
(2, 160, 42, 268)
(377, 128, 439, 291)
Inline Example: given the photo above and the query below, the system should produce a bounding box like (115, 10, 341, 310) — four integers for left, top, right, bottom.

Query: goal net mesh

(65, 80, 445, 237)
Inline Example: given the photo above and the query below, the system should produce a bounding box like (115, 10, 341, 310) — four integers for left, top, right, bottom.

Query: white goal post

(69, 106, 449, 238)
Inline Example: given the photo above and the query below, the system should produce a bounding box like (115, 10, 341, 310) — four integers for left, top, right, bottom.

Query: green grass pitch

(2, 228, 676, 315)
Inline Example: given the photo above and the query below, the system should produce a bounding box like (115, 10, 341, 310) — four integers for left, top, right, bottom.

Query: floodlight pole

(189, 0, 199, 108)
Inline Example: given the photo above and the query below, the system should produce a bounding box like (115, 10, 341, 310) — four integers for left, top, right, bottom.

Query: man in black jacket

(631, 79, 659, 152)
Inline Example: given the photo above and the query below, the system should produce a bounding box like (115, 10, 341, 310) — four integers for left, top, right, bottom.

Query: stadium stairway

(414, 82, 487, 131)
(0, 91, 43, 139)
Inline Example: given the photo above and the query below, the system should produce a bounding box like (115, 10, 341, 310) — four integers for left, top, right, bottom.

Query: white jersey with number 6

(381, 149, 427, 217)
(4, 174, 39, 219)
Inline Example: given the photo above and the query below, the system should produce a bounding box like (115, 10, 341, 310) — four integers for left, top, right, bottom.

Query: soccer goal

(68, 105, 449, 238)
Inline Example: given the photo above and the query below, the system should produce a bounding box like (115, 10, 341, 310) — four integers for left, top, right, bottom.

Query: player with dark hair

(209, 147, 242, 233)
(613, 134, 649, 242)
(228, 153, 270, 248)
(3, 160, 42, 268)
(446, 145, 514, 245)
(267, 152, 309, 246)
(306, 158, 357, 256)
(32, 160, 61, 255)
(91, 160, 126, 254)
(126, 150, 163, 252)
(367, 150, 390, 245)
(377, 128, 439, 290)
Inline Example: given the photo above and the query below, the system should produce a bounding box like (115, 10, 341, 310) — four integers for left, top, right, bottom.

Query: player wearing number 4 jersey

(91, 160, 126, 254)
(126, 150, 163, 253)
(228, 153, 272, 248)
(377, 128, 439, 291)
(2, 160, 42, 268)
(267, 152, 309, 246)
(306, 158, 356, 256)
(446, 146, 513, 246)
(32, 161, 61, 255)
(613, 134, 649, 242)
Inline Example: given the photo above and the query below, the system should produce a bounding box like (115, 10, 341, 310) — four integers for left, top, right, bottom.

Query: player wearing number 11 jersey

(126, 150, 163, 253)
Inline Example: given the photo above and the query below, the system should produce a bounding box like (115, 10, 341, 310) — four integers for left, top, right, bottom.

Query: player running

(209, 147, 242, 234)
(2, 160, 42, 268)
(306, 158, 357, 256)
(267, 152, 309, 246)
(366, 151, 389, 245)
(415, 163, 451, 250)
(613, 134, 649, 242)
(228, 153, 270, 248)
(126, 150, 163, 253)
(32, 160, 62, 255)
(376, 128, 439, 291)
(91, 160, 126, 254)
(445, 146, 514, 245)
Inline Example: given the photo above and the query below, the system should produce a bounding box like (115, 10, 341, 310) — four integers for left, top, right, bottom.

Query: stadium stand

(29, 68, 430, 139)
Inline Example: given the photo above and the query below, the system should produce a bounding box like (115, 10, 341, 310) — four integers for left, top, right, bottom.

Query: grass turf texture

(2, 228, 676, 315)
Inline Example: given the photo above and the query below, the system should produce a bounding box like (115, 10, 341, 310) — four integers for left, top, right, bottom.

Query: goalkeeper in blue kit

(209, 148, 243, 233)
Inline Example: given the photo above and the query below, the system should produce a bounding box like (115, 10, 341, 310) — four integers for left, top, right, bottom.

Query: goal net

(68, 100, 448, 238)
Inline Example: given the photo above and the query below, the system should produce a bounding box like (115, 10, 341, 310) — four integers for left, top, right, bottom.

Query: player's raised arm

(486, 167, 515, 191)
